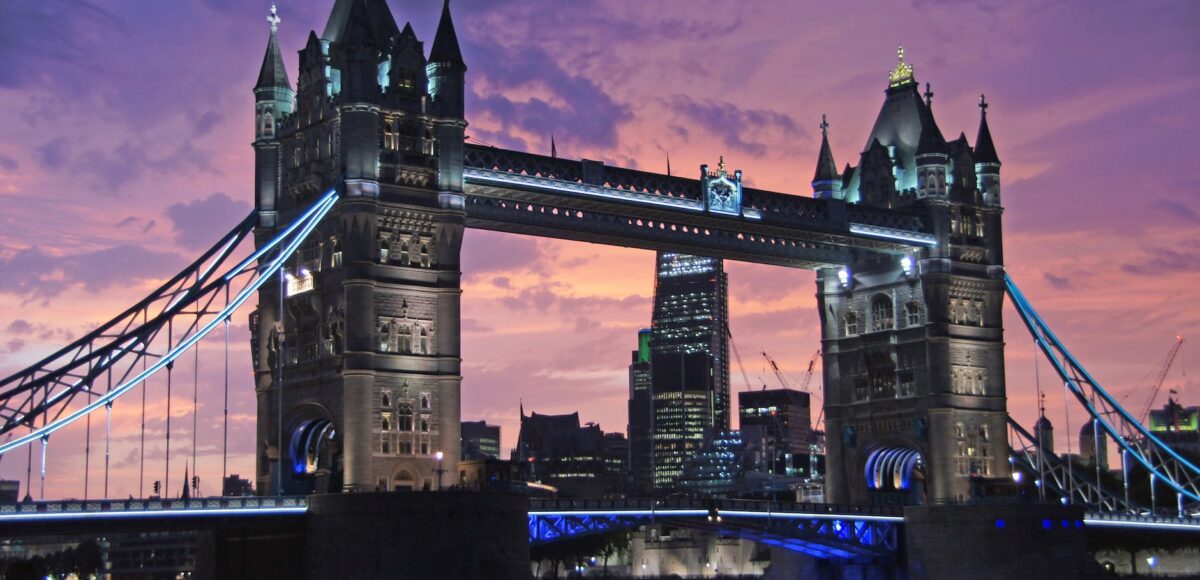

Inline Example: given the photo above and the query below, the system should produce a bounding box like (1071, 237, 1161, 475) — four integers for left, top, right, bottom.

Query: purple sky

(0, 0, 1197, 499)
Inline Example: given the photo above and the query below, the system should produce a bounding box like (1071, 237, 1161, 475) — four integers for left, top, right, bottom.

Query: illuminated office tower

(648, 252, 730, 489)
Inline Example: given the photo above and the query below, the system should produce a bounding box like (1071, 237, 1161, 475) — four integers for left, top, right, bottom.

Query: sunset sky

(0, 0, 1197, 499)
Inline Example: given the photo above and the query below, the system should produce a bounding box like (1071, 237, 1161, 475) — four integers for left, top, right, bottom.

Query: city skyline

(0, 0, 1197, 499)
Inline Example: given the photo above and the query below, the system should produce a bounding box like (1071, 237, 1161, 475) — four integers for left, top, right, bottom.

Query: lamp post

(435, 451, 445, 490)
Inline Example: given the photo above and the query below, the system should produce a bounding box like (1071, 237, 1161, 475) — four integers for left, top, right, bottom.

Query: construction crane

(762, 350, 820, 393)
(1138, 336, 1185, 424)
(726, 326, 755, 392)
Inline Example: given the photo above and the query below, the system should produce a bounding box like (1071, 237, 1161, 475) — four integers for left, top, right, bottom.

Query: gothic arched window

(381, 414, 392, 432)
(398, 324, 412, 354)
(420, 244, 430, 268)
(381, 390, 391, 407)
(870, 295, 894, 332)
(418, 327, 429, 354)
(399, 241, 410, 266)
(843, 312, 859, 337)
(905, 301, 921, 327)
(397, 404, 413, 432)
(379, 321, 392, 352)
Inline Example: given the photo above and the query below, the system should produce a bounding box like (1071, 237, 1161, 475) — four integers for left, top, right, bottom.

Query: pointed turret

(812, 115, 840, 199)
(974, 95, 1000, 165)
(322, 0, 399, 46)
(253, 5, 295, 229)
(254, 4, 294, 141)
(974, 94, 1002, 206)
(429, 0, 466, 70)
(915, 82, 948, 199)
(255, 8, 291, 94)
(427, 0, 468, 193)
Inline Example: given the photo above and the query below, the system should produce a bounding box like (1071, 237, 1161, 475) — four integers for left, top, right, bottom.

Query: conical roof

(255, 27, 291, 91)
(812, 118, 839, 183)
(322, 0, 399, 46)
(974, 97, 1000, 164)
(429, 0, 465, 68)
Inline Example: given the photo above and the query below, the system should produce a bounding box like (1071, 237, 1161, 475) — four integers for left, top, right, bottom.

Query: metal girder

(0, 189, 340, 455)
(1006, 275, 1200, 512)
(1008, 417, 1136, 513)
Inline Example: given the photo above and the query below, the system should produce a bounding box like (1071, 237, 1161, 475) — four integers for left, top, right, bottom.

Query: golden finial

(888, 45, 914, 88)
(717, 155, 727, 176)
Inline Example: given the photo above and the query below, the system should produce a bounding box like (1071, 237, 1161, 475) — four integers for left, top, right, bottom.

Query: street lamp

(435, 451, 445, 490)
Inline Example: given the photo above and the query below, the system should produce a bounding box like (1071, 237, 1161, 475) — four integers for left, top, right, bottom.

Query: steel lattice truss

(1008, 417, 1136, 513)
(528, 499, 901, 561)
(0, 189, 339, 456)
(1006, 275, 1200, 513)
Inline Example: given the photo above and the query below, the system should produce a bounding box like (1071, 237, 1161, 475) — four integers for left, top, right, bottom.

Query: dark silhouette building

(461, 420, 501, 459)
(647, 252, 730, 490)
(627, 329, 654, 492)
(514, 408, 628, 498)
(738, 388, 813, 475)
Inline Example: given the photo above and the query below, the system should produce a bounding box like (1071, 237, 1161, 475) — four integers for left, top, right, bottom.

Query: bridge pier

(903, 503, 1104, 579)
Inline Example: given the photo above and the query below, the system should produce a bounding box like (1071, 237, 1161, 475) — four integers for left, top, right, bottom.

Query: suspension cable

(140, 310, 147, 498)
(83, 392, 91, 501)
(192, 335, 199, 497)
(222, 304, 230, 492)
(1061, 373, 1075, 503)
(104, 402, 112, 499)
(1033, 338, 1046, 501)
(165, 319, 173, 498)
(39, 435, 47, 500)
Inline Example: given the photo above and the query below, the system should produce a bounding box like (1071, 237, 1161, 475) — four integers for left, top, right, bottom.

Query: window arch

(905, 301, 921, 327)
(398, 324, 412, 354)
(843, 312, 859, 337)
(397, 404, 413, 432)
(418, 327, 429, 354)
(870, 294, 894, 332)
(419, 243, 430, 268)
(379, 321, 392, 352)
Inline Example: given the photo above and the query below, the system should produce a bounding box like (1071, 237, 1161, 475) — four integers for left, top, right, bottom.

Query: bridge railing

(528, 497, 904, 519)
(0, 496, 310, 516)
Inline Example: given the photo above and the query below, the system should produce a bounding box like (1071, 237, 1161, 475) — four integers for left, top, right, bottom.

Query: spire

(322, 0, 399, 45)
(550, 134, 557, 158)
(812, 114, 838, 183)
(888, 45, 915, 88)
(666, 153, 671, 177)
(974, 94, 1001, 165)
(916, 94, 948, 156)
(430, 0, 466, 69)
(255, 5, 291, 91)
(923, 82, 934, 107)
(181, 462, 191, 499)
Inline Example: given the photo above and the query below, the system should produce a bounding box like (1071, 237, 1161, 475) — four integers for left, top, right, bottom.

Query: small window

(381, 391, 391, 407)
(381, 414, 392, 432)
(418, 327, 429, 355)
(843, 312, 859, 337)
(420, 393, 431, 410)
(397, 404, 413, 431)
(905, 301, 921, 327)
(420, 418, 429, 433)
(379, 322, 391, 352)
(420, 441, 429, 455)
(382, 440, 390, 454)
(420, 244, 430, 268)
(871, 295, 894, 332)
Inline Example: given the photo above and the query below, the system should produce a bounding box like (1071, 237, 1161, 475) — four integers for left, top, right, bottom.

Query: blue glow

(0, 506, 307, 522)
(1042, 519, 1052, 530)
(847, 224, 937, 246)
(464, 169, 705, 213)
(0, 190, 339, 456)
(995, 519, 1005, 529)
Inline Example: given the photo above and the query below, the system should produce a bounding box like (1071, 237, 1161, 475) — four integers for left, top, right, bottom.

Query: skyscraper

(627, 329, 654, 492)
(647, 252, 730, 489)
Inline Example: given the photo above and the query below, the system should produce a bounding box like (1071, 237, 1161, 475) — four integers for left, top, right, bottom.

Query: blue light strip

(1005, 275, 1200, 502)
(1084, 518, 1200, 532)
(529, 509, 707, 517)
(847, 224, 937, 246)
(529, 509, 902, 523)
(0, 506, 307, 523)
(465, 169, 705, 212)
(0, 191, 339, 456)
(717, 510, 903, 523)
(225, 189, 339, 281)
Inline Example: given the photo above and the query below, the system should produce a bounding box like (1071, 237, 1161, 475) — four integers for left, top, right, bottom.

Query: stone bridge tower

(814, 49, 1008, 505)
(250, 0, 467, 494)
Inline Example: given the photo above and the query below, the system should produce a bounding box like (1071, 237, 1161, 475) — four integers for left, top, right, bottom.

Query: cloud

(0, 153, 17, 172)
(0, 0, 120, 90)
(33, 138, 71, 169)
(466, 38, 632, 151)
(6, 319, 33, 335)
(1043, 272, 1072, 290)
(460, 230, 545, 276)
(491, 276, 512, 289)
(665, 96, 804, 156)
(0, 244, 183, 302)
(190, 110, 223, 137)
(165, 192, 252, 250)
(1149, 199, 1200, 224)
(5, 338, 24, 353)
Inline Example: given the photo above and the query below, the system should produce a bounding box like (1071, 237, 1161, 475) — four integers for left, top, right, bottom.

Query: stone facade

(815, 56, 1008, 505)
(250, 0, 467, 494)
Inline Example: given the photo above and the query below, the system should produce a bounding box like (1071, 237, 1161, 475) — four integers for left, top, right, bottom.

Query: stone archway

(862, 444, 925, 506)
(392, 468, 417, 492)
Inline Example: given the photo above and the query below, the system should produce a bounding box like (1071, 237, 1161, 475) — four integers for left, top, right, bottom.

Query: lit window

(871, 295, 894, 332)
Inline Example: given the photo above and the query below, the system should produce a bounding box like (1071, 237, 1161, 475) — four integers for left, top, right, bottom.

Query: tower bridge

(1, 2, 1200, 571)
